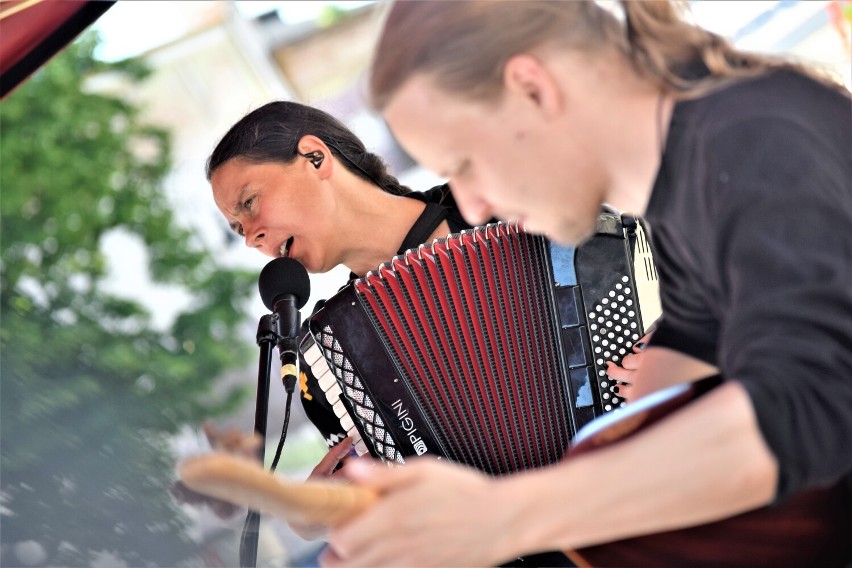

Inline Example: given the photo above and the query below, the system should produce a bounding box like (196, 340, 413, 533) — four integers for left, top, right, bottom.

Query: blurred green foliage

(1, 33, 257, 566)
(317, 5, 350, 27)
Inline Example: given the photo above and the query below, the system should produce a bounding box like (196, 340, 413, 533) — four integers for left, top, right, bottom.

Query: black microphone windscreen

(258, 257, 311, 311)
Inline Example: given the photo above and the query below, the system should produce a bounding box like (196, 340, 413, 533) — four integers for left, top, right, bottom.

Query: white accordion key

(308, 357, 329, 376)
(301, 341, 324, 366)
(325, 383, 342, 401)
(318, 372, 338, 393)
(333, 399, 350, 420)
(354, 438, 369, 456)
(339, 413, 355, 431)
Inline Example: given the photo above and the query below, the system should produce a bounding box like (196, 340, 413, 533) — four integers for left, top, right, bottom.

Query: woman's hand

(289, 437, 356, 540)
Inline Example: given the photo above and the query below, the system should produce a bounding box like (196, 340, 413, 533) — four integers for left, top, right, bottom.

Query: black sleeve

(647, 318, 716, 364)
(706, 117, 852, 501)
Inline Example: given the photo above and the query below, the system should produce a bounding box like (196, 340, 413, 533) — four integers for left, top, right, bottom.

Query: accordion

(301, 214, 660, 475)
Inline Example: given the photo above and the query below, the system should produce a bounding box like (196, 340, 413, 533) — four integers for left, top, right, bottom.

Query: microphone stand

(239, 313, 280, 568)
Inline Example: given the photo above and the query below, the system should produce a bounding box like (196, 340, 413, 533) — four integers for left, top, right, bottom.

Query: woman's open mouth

(279, 236, 294, 258)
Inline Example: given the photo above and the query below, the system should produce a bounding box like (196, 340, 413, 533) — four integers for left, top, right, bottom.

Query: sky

(93, 1, 841, 65)
(94, 1, 375, 62)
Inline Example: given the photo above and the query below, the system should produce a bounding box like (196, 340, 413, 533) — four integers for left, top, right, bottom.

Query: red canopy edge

(1, 0, 115, 99)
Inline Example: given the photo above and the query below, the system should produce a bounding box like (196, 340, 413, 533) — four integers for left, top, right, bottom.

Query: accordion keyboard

(300, 337, 370, 456)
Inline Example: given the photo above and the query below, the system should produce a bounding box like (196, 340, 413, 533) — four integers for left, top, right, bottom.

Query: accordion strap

(347, 203, 449, 282)
(397, 202, 448, 255)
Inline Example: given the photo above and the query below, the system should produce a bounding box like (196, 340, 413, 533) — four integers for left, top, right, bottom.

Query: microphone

(258, 257, 311, 393)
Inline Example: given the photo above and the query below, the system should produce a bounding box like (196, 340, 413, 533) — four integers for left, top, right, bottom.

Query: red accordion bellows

(306, 217, 659, 474)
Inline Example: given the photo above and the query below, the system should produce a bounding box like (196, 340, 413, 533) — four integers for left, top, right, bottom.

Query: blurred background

(1, 1, 849, 566)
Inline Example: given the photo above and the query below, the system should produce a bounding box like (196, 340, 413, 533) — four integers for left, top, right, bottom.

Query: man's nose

(451, 182, 493, 226)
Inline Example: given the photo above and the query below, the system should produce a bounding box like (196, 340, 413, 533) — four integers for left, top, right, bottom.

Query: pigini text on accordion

(300, 213, 660, 475)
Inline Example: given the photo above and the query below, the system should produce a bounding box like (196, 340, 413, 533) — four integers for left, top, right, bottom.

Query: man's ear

(503, 54, 563, 118)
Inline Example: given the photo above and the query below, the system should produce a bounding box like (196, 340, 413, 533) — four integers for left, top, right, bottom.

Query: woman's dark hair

(205, 101, 411, 195)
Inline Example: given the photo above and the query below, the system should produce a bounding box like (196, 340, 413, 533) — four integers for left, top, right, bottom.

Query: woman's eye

(242, 196, 255, 210)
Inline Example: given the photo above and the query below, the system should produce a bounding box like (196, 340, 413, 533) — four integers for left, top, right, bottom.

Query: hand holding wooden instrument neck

(178, 453, 376, 527)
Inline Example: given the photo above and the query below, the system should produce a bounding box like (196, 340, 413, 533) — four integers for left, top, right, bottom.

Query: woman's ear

(303, 151, 324, 169)
(296, 135, 332, 176)
(503, 54, 564, 118)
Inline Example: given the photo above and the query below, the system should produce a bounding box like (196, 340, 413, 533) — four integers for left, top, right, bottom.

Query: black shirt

(645, 69, 852, 502)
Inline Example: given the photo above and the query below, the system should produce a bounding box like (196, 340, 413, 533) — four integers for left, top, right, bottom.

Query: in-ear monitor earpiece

(301, 151, 324, 169)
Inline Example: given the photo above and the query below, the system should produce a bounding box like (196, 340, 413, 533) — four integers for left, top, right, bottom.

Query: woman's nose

(244, 226, 266, 249)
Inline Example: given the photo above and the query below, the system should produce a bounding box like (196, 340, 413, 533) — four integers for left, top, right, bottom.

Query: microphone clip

(255, 311, 300, 395)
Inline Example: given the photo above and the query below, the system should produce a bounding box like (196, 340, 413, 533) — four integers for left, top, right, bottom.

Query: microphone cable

(269, 372, 298, 473)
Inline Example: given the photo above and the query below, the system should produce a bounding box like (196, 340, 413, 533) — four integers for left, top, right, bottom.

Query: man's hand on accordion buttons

(606, 332, 651, 402)
(289, 437, 356, 540)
